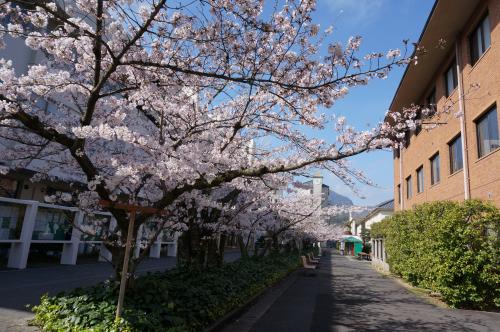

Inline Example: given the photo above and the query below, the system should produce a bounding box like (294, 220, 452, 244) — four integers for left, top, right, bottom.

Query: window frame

(417, 87, 437, 136)
(475, 105, 499, 158)
(406, 175, 412, 199)
(403, 130, 411, 148)
(426, 88, 436, 111)
(448, 134, 464, 174)
(444, 60, 458, 98)
(393, 147, 400, 159)
(397, 184, 401, 204)
(430, 152, 440, 185)
(416, 166, 424, 193)
(469, 13, 491, 65)
(415, 109, 423, 136)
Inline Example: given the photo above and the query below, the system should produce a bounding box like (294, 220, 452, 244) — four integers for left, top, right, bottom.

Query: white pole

(455, 41, 471, 200)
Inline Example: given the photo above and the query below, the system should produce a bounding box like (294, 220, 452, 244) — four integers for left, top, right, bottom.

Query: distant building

(388, 0, 500, 210)
(298, 173, 356, 229)
(300, 173, 330, 208)
(354, 199, 394, 236)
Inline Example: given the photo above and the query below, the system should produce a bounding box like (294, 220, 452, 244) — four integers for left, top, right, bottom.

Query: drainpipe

(455, 40, 471, 200)
(399, 145, 404, 210)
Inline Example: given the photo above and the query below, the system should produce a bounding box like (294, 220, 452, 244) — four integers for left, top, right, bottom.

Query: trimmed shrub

(372, 200, 499, 309)
(32, 253, 300, 331)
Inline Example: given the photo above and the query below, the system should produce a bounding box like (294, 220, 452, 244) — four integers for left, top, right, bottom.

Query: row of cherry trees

(0, 0, 422, 280)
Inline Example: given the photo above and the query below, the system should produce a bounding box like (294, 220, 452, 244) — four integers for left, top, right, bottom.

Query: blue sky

(306, 0, 435, 206)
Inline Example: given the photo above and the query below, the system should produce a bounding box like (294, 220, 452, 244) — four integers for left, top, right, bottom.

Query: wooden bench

(357, 252, 371, 261)
(307, 253, 320, 264)
(301, 255, 316, 269)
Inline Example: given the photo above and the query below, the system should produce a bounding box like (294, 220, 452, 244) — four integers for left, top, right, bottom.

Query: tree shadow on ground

(310, 250, 498, 332)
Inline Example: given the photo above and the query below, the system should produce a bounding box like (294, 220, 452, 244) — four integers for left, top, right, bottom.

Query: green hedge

(32, 253, 300, 331)
(371, 200, 499, 309)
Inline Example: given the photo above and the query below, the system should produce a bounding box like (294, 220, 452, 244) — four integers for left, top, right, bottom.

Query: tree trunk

(238, 235, 248, 259)
(259, 238, 272, 257)
(217, 233, 227, 266)
(272, 234, 280, 253)
(177, 224, 204, 269)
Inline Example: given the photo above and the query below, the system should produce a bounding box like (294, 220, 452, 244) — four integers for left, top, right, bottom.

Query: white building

(353, 199, 394, 271)
(0, 6, 177, 269)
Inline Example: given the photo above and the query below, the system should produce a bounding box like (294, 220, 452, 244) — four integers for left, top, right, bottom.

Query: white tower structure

(312, 172, 323, 207)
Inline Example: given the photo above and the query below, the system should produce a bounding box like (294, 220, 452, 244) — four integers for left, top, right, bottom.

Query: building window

(403, 130, 410, 148)
(415, 109, 423, 136)
(416, 166, 424, 193)
(430, 153, 440, 185)
(445, 60, 458, 97)
(393, 147, 400, 159)
(397, 184, 401, 204)
(406, 176, 412, 199)
(476, 106, 499, 158)
(449, 135, 463, 174)
(416, 88, 436, 136)
(470, 14, 491, 65)
(426, 88, 436, 111)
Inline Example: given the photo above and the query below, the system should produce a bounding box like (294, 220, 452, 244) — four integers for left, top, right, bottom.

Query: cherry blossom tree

(0, 0, 419, 280)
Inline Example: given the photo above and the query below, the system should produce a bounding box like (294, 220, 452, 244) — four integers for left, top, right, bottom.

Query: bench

(357, 252, 371, 261)
(301, 255, 316, 269)
(307, 253, 320, 264)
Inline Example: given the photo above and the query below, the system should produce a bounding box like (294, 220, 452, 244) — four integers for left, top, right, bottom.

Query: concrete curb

(202, 268, 300, 332)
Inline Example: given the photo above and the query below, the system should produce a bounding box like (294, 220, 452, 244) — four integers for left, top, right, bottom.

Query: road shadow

(311, 250, 499, 332)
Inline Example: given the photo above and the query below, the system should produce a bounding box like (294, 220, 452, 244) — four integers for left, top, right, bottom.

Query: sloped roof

(377, 199, 394, 210)
(356, 199, 394, 225)
(386, 0, 481, 120)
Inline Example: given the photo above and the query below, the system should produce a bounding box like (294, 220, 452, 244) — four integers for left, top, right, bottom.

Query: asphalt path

(225, 250, 500, 332)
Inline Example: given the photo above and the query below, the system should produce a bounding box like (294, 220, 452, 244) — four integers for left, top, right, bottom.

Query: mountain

(327, 190, 353, 206)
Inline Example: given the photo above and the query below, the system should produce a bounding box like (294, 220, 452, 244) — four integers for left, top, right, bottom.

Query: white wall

(365, 211, 393, 230)
(351, 219, 356, 235)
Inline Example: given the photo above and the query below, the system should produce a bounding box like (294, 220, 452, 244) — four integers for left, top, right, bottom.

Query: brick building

(390, 0, 500, 211)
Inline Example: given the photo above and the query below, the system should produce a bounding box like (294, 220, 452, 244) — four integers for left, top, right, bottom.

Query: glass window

(415, 109, 422, 136)
(404, 130, 410, 148)
(476, 106, 499, 158)
(417, 167, 424, 193)
(393, 147, 400, 159)
(426, 88, 436, 110)
(449, 135, 463, 174)
(430, 153, 440, 185)
(417, 88, 436, 136)
(445, 60, 458, 97)
(397, 184, 401, 204)
(406, 176, 412, 199)
(470, 14, 491, 65)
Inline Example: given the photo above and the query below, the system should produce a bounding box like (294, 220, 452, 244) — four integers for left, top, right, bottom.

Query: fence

(0, 197, 177, 269)
(371, 238, 389, 271)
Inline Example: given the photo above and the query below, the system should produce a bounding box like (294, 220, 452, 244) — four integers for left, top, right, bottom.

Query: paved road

(226, 250, 500, 332)
(0, 250, 241, 331)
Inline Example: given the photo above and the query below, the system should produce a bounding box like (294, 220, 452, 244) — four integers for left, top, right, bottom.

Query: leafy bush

(32, 253, 300, 331)
(373, 200, 499, 309)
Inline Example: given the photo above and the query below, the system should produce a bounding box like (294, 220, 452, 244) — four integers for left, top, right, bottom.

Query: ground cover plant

(371, 200, 500, 309)
(32, 253, 301, 331)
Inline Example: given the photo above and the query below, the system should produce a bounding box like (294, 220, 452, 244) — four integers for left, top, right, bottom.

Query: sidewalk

(224, 250, 500, 332)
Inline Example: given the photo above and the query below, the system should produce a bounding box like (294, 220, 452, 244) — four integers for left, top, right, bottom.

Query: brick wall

(394, 0, 500, 210)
